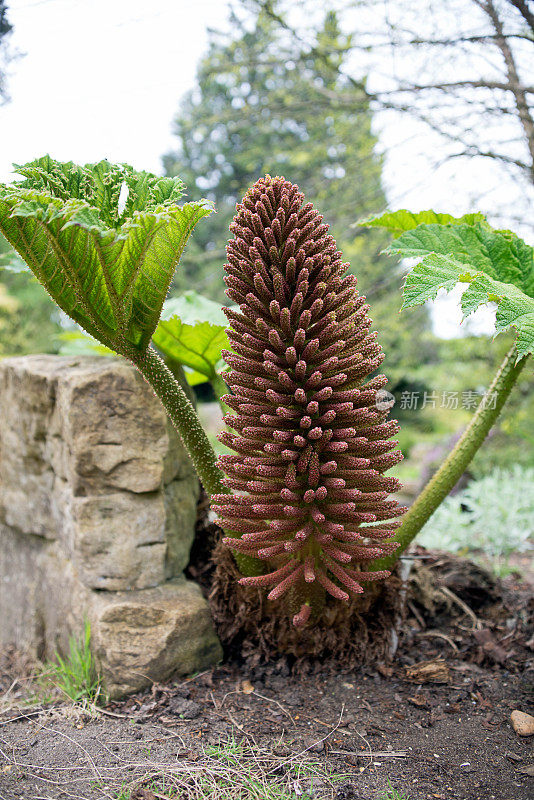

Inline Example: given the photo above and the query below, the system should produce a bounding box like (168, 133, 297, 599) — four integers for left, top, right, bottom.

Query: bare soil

(0, 551, 532, 800)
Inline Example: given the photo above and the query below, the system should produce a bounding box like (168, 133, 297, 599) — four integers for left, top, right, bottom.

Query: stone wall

(0, 356, 222, 696)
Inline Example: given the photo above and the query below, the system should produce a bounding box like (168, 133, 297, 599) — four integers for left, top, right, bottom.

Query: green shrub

(419, 466, 534, 558)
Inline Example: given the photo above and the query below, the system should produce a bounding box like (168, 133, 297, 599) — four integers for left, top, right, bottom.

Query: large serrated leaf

(402, 253, 534, 360)
(365, 209, 533, 361)
(358, 209, 487, 237)
(152, 290, 229, 380)
(0, 156, 212, 352)
(388, 223, 533, 296)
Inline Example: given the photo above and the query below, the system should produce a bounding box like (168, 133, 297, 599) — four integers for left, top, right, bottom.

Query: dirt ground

(0, 553, 532, 800)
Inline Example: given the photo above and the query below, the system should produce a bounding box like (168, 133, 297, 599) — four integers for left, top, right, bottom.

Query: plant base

(208, 543, 406, 668)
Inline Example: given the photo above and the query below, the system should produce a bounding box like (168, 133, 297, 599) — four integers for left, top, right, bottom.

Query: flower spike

(217, 176, 405, 624)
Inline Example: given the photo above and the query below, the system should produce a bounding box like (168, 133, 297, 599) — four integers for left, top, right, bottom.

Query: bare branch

(480, 0, 534, 179)
(376, 80, 534, 94)
(507, 0, 534, 34)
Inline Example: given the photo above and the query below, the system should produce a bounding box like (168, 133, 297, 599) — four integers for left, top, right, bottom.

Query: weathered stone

(0, 524, 47, 656)
(70, 493, 167, 591)
(0, 524, 222, 695)
(0, 357, 61, 538)
(0, 355, 222, 692)
(0, 523, 84, 659)
(0, 356, 199, 591)
(164, 476, 200, 579)
(54, 361, 173, 495)
(511, 709, 534, 737)
(89, 579, 222, 698)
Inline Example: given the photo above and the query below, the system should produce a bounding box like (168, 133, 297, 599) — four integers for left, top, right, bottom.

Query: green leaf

(183, 366, 212, 387)
(57, 330, 114, 357)
(402, 253, 534, 360)
(160, 289, 228, 327)
(358, 209, 487, 237)
(152, 290, 229, 380)
(389, 223, 534, 297)
(366, 211, 534, 361)
(0, 156, 212, 352)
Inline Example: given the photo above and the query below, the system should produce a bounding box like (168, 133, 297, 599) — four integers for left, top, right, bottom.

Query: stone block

(54, 360, 174, 495)
(0, 524, 222, 697)
(70, 492, 167, 591)
(0, 355, 199, 590)
(0, 355, 221, 693)
(164, 476, 201, 579)
(89, 579, 222, 698)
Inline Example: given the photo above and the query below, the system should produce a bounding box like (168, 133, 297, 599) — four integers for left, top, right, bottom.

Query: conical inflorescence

(212, 176, 406, 627)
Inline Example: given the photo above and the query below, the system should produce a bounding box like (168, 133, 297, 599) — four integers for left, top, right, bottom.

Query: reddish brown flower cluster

(212, 176, 406, 627)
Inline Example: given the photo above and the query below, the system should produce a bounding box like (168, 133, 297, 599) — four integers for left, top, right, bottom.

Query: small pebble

(510, 710, 534, 737)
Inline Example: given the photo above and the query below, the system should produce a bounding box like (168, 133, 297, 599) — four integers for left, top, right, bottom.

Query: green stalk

(130, 345, 225, 497)
(370, 345, 529, 573)
(163, 357, 197, 406)
(129, 344, 264, 576)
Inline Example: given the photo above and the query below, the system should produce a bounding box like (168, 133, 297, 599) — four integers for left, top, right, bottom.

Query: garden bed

(0, 552, 532, 800)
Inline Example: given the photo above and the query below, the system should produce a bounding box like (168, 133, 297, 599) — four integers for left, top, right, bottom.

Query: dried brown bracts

(212, 176, 406, 626)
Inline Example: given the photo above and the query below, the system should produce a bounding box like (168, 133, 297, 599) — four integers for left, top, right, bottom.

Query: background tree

(248, 0, 534, 232)
(164, 5, 435, 388)
(0, 1, 13, 103)
(0, 235, 62, 357)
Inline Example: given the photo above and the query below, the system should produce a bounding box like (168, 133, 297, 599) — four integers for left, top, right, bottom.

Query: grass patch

(380, 783, 411, 800)
(114, 735, 351, 799)
(39, 620, 104, 704)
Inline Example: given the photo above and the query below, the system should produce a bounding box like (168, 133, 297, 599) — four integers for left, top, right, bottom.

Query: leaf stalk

(369, 345, 529, 572)
(129, 345, 225, 497)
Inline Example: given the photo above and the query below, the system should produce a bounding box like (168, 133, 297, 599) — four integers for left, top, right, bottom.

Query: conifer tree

(163, 6, 433, 385)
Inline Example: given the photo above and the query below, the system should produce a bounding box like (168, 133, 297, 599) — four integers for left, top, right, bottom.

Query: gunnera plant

(4, 158, 528, 654)
(212, 176, 407, 626)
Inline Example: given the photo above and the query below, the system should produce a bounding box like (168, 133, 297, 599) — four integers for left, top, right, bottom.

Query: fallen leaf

(377, 663, 393, 678)
(405, 659, 450, 684)
(131, 789, 157, 800)
(473, 690, 492, 709)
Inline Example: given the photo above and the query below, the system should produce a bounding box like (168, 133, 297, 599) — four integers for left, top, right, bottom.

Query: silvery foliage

(419, 466, 533, 558)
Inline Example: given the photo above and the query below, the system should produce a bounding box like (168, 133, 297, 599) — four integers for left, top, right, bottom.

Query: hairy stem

(370, 345, 528, 572)
(163, 357, 197, 406)
(130, 345, 225, 497)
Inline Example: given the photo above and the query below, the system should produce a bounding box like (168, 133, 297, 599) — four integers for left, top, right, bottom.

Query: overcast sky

(0, 0, 229, 181)
(0, 0, 511, 337)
